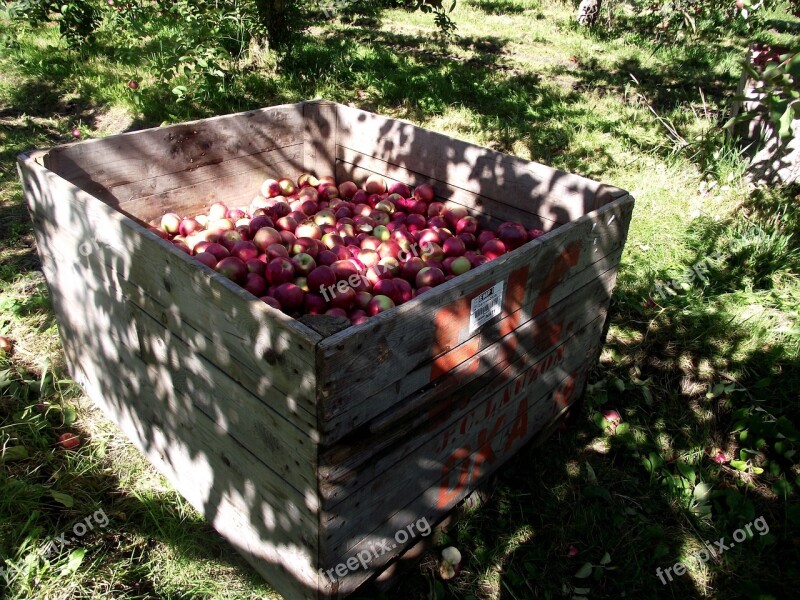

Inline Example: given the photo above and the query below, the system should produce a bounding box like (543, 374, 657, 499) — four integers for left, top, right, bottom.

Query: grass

(1, 0, 799, 598)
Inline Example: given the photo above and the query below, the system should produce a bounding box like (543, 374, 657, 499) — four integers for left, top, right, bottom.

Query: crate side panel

(23, 158, 320, 423)
(317, 197, 633, 443)
(303, 101, 338, 177)
(43, 104, 305, 194)
(319, 267, 617, 503)
(320, 317, 603, 585)
(18, 158, 322, 599)
(320, 244, 624, 446)
(335, 104, 620, 222)
(115, 145, 304, 221)
(65, 144, 301, 214)
(348, 246, 623, 437)
(18, 155, 321, 465)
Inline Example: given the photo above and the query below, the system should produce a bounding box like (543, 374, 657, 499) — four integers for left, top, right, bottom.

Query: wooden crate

(17, 100, 634, 599)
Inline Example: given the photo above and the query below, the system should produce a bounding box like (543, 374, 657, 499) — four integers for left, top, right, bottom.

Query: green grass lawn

(1, 1, 799, 598)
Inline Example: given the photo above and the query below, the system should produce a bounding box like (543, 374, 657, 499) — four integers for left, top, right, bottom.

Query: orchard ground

(1, 1, 799, 599)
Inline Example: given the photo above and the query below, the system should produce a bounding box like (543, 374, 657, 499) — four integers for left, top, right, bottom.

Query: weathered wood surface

(117, 147, 304, 222)
(337, 154, 560, 232)
(43, 104, 304, 193)
(19, 153, 323, 599)
(304, 101, 339, 179)
(321, 248, 623, 449)
(24, 154, 320, 425)
(319, 267, 618, 500)
(322, 318, 603, 578)
(317, 196, 633, 445)
(335, 104, 626, 223)
(19, 155, 320, 476)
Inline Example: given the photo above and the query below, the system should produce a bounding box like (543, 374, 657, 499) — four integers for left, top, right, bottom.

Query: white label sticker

(469, 280, 505, 333)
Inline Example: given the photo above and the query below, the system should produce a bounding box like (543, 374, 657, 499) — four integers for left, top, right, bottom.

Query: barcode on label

(469, 280, 505, 333)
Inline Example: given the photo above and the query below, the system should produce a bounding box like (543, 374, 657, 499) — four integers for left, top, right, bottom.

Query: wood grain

(317, 196, 633, 444)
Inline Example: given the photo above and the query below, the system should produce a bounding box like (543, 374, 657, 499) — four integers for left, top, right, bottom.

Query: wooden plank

(18, 153, 321, 431)
(320, 248, 622, 445)
(362, 249, 621, 434)
(322, 324, 602, 570)
(316, 196, 633, 444)
(73, 353, 322, 598)
(303, 101, 339, 177)
(319, 267, 617, 495)
(43, 103, 304, 191)
(118, 156, 301, 225)
(337, 152, 560, 231)
(335, 104, 626, 222)
(112, 144, 303, 204)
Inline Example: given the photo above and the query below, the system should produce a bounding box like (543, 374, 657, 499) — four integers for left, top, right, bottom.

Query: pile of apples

(150, 173, 545, 326)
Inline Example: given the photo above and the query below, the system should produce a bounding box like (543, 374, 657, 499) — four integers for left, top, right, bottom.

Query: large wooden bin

(17, 100, 634, 599)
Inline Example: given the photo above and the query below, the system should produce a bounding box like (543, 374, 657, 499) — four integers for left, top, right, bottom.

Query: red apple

(317, 250, 338, 266)
(443, 206, 468, 229)
(456, 216, 479, 235)
(443, 236, 466, 257)
(244, 273, 268, 297)
(367, 294, 395, 316)
(261, 179, 281, 198)
(413, 183, 435, 203)
(297, 173, 320, 188)
(278, 178, 296, 196)
(179, 217, 202, 237)
(338, 181, 358, 199)
(246, 258, 266, 275)
(279, 230, 296, 247)
(326, 307, 349, 318)
(481, 239, 507, 260)
(160, 213, 181, 234)
(355, 291, 373, 310)
(303, 293, 328, 314)
(405, 214, 427, 232)
(231, 240, 259, 262)
(477, 230, 497, 246)
(208, 202, 229, 221)
(220, 230, 243, 250)
(427, 201, 446, 217)
(350, 310, 369, 326)
(458, 232, 477, 249)
(291, 253, 317, 276)
(57, 432, 80, 450)
(252, 226, 282, 251)
(308, 265, 337, 296)
(329, 285, 356, 310)
(450, 256, 472, 275)
(498, 222, 528, 250)
(215, 256, 247, 283)
(387, 182, 411, 197)
(266, 243, 289, 259)
(204, 243, 230, 261)
(365, 174, 387, 195)
(267, 257, 295, 285)
(260, 295, 281, 311)
(195, 252, 217, 269)
(528, 228, 545, 241)
(274, 282, 304, 310)
(393, 278, 413, 303)
(416, 266, 445, 288)
(401, 257, 426, 282)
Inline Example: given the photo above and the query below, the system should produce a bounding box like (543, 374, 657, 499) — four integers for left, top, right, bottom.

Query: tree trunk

(577, 0, 602, 26)
(254, 0, 291, 48)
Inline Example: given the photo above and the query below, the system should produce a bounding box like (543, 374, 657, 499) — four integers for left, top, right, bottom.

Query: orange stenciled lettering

(437, 445, 472, 508)
(474, 415, 506, 478)
(504, 396, 529, 453)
